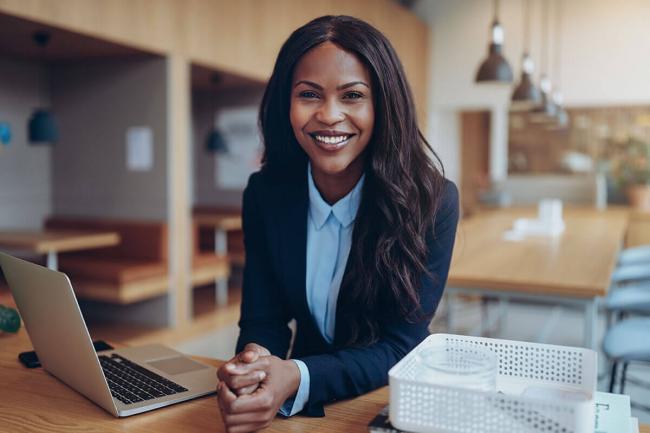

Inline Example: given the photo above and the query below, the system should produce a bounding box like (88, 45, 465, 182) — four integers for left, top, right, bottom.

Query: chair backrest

(496, 174, 600, 206)
(44, 216, 168, 261)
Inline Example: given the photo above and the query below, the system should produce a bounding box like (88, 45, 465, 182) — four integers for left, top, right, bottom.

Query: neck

(311, 159, 364, 205)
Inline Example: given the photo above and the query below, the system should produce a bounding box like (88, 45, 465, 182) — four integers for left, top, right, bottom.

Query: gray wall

(192, 86, 264, 209)
(50, 57, 168, 220)
(0, 58, 52, 229)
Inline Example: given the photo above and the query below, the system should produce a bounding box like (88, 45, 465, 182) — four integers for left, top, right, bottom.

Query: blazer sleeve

(236, 173, 293, 358)
(297, 180, 460, 416)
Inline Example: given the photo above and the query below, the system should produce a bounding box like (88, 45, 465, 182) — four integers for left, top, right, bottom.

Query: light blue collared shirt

(280, 164, 365, 416)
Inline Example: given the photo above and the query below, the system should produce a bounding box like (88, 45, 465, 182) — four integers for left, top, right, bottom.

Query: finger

(222, 407, 272, 425)
(228, 388, 274, 414)
(227, 370, 266, 390)
(217, 381, 237, 413)
(227, 422, 269, 433)
(237, 350, 259, 364)
(234, 383, 259, 396)
(223, 357, 271, 376)
(244, 343, 271, 357)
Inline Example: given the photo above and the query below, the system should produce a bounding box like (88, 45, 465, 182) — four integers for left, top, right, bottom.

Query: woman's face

(290, 41, 374, 181)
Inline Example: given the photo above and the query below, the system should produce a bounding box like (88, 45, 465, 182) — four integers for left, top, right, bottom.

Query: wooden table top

(193, 213, 242, 231)
(447, 207, 630, 298)
(0, 230, 120, 254)
(0, 328, 387, 432)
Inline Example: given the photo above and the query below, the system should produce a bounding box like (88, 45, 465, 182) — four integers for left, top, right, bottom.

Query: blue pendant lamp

(0, 122, 11, 146)
(205, 72, 229, 154)
(475, 0, 513, 83)
(29, 31, 58, 145)
(206, 128, 228, 154)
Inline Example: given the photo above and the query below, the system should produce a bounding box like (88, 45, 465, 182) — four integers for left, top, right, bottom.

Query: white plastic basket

(388, 334, 597, 433)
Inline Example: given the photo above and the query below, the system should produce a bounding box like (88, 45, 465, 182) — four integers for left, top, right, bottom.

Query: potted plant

(0, 303, 20, 333)
(611, 137, 650, 211)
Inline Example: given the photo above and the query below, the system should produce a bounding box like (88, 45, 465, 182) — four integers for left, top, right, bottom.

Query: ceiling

(0, 12, 150, 61)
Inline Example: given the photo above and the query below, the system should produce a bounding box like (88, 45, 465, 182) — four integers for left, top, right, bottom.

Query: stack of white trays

(388, 334, 597, 433)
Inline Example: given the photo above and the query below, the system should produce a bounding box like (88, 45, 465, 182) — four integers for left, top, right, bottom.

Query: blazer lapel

(277, 170, 310, 324)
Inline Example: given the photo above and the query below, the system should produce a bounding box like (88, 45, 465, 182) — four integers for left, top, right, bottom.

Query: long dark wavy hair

(259, 15, 446, 346)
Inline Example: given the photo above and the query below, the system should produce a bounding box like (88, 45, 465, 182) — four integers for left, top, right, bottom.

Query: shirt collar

(308, 163, 365, 230)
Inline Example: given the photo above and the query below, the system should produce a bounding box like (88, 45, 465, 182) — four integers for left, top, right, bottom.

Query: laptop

(0, 251, 217, 417)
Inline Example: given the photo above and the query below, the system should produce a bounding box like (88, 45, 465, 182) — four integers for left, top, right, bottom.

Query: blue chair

(618, 245, 650, 267)
(602, 317, 650, 413)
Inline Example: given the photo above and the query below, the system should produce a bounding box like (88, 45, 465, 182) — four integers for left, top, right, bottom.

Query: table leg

(584, 298, 599, 350)
(445, 292, 454, 332)
(46, 251, 58, 271)
(214, 228, 228, 306)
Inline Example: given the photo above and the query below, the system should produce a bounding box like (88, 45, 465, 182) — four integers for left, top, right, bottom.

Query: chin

(312, 157, 355, 176)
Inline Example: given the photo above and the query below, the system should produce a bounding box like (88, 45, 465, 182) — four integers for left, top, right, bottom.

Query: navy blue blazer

(236, 168, 459, 416)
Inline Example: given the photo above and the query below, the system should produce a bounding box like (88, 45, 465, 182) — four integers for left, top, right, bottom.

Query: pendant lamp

(28, 31, 58, 145)
(475, 0, 513, 83)
(511, 0, 540, 109)
(205, 72, 229, 154)
(549, 0, 569, 129)
(0, 122, 11, 145)
(530, 0, 557, 122)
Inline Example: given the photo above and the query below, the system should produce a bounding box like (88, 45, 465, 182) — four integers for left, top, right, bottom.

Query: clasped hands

(216, 343, 301, 433)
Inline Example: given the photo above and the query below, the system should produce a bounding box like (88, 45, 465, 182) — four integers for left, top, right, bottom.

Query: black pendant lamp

(28, 31, 58, 145)
(205, 72, 229, 154)
(475, 0, 513, 83)
(511, 0, 540, 108)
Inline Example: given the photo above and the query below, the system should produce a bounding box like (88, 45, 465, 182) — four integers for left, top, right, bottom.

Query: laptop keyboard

(99, 354, 188, 405)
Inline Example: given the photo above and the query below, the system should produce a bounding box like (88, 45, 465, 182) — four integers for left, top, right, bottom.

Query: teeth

(314, 135, 349, 144)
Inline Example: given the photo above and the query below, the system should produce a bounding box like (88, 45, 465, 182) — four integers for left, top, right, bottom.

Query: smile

(313, 134, 351, 144)
(308, 132, 356, 150)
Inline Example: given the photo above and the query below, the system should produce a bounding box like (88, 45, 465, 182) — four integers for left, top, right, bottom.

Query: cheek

(289, 103, 309, 135)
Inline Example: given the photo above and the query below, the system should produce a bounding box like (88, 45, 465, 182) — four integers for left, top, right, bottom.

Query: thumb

(240, 343, 270, 362)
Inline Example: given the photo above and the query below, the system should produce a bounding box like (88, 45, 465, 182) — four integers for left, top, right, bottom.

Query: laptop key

(99, 354, 188, 405)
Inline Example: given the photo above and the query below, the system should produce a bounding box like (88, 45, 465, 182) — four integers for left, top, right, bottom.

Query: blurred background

(0, 0, 649, 423)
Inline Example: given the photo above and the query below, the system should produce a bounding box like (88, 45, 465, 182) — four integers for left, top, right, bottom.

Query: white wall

(192, 86, 264, 209)
(0, 58, 51, 229)
(50, 57, 168, 220)
(414, 0, 650, 184)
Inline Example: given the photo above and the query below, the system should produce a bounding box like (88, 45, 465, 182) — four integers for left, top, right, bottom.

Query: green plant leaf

(0, 304, 21, 333)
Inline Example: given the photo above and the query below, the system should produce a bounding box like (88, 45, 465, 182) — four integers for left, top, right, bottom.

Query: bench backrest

(44, 217, 168, 262)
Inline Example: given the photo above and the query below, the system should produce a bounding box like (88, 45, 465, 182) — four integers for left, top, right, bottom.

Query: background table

(193, 212, 242, 306)
(446, 206, 629, 349)
(0, 230, 120, 271)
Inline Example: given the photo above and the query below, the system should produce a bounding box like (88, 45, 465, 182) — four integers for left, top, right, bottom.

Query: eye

(298, 90, 320, 99)
(343, 91, 364, 100)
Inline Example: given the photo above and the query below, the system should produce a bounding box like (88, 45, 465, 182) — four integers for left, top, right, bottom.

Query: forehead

(292, 41, 371, 85)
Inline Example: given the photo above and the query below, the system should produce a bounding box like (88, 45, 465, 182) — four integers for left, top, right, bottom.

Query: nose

(314, 98, 345, 125)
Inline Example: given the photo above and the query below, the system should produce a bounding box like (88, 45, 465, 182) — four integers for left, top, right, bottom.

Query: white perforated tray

(388, 334, 597, 433)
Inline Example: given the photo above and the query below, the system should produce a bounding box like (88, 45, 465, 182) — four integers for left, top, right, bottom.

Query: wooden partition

(0, 0, 430, 327)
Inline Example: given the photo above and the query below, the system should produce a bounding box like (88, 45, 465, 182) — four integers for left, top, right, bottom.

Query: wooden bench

(194, 206, 245, 267)
(44, 217, 169, 304)
(44, 217, 229, 305)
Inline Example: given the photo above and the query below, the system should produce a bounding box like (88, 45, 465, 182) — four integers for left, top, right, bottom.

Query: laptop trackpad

(147, 357, 208, 375)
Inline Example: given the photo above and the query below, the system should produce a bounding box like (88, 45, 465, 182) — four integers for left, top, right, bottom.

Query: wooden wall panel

(0, 0, 429, 117)
(0, 0, 179, 54)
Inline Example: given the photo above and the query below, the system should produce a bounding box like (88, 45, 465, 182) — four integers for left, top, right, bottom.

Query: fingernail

(225, 363, 235, 371)
(258, 371, 266, 380)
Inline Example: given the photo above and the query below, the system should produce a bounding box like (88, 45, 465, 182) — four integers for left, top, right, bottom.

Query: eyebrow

(294, 80, 370, 90)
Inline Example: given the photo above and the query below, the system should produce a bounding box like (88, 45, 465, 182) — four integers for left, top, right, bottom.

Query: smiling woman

(216, 15, 459, 433)
(290, 42, 374, 204)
